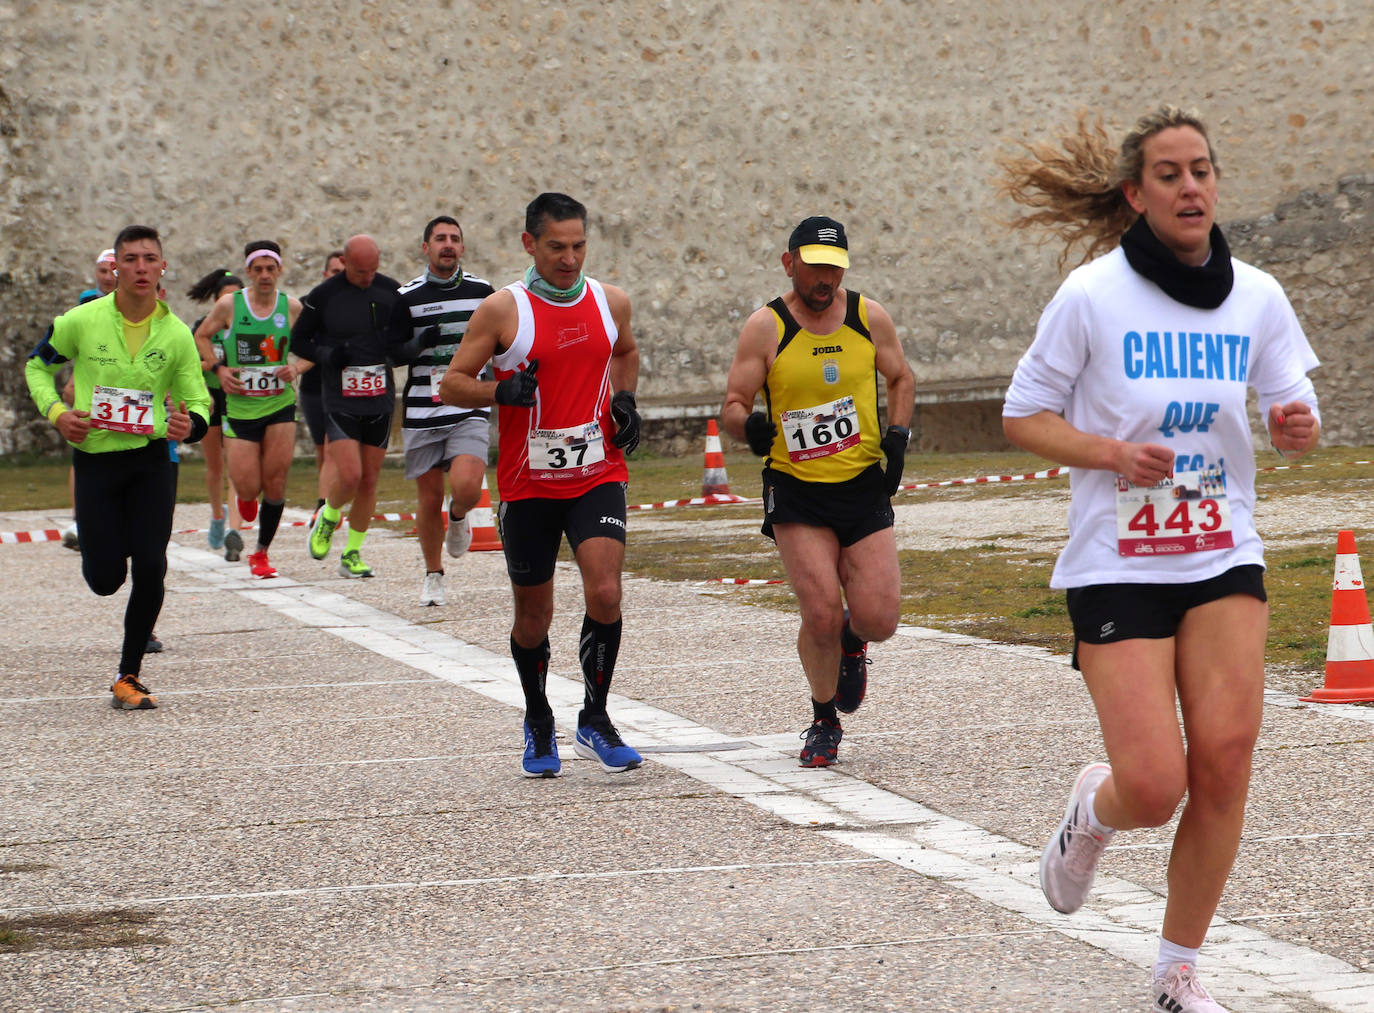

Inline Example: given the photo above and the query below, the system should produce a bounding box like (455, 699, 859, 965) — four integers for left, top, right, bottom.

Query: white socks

(1155, 937, 1201, 980)
(1085, 786, 1117, 837)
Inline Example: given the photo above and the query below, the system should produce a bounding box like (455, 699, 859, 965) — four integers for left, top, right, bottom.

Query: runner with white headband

(193, 239, 305, 578)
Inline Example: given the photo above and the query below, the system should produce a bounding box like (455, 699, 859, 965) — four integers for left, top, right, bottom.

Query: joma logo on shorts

(811, 345, 842, 356)
(600, 516, 626, 530)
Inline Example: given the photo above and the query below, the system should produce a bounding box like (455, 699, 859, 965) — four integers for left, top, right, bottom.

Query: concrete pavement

(1, 499, 1372, 1012)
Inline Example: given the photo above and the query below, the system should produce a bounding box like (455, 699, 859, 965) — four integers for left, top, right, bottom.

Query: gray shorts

(402, 416, 491, 479)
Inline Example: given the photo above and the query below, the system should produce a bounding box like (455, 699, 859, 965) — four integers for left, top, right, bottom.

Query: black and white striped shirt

(394, 269, 495, 430)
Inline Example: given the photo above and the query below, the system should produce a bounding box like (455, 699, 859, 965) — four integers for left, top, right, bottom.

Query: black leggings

(73, 441, 176, 675)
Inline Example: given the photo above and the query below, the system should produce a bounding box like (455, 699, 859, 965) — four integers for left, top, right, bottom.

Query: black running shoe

(835, 644, 869, 714)
(799, 718, 842, 767)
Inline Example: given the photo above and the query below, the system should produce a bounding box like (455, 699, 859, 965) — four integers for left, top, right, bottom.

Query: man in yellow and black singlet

(721, 216, 915, 767)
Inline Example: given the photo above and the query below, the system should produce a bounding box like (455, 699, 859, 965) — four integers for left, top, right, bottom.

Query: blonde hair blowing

(996, 105, 1219, 269)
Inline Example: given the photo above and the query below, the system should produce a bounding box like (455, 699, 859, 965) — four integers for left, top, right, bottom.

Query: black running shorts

(325, 410, 391, 449)
(207, 386, 227, 428)
(760, 463, 894, 548)
(498, 481, 627, 586)
(1066, 564, 1267, 669)
(224, 403, 297, 443)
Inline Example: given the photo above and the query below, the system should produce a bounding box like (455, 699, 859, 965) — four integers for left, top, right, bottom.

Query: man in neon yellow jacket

(27, 224, 211, 710)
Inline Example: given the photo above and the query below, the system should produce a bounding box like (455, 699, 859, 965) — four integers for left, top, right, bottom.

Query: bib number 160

(790, 414, 853, 450)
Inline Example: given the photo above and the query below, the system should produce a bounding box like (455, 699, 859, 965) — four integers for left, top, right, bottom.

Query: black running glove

(609, 390, 641, 454)
(881, 425, 910, 497)
(494, 358, 539, 407)
(744, 411, 777, 457)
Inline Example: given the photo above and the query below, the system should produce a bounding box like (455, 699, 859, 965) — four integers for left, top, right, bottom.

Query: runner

(185, 268, 245, 558)
(193, 241, 303, 578)
(291, 235, 402, 579)
(298, 249, 346, 526)
(999, 105, 1321, 1013)
(721, 215, 914, 767)
(439, 192, 644, 777)
(59, 247, 120, 549)
(390, 215, 495, 606)
(25, 224, 211, 710)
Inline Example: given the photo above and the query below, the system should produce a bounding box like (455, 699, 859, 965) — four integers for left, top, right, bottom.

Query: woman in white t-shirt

(1000, 106, 1320, 1013)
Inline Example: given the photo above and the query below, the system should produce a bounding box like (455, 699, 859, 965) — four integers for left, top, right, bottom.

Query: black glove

(881, 425, 910, 497)
(609, 390, 641, 454)
(494, 358, 539, 407)
(394, 325, 443, 365)
(744, 410, 777, 457)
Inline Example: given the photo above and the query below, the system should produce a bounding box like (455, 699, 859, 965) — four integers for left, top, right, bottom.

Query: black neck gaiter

(1119, 216, 1234, 309)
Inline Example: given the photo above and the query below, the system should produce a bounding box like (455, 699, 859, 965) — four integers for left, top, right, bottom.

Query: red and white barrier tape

(9, 459, 1367, 544)
(697, 577, 786, 586)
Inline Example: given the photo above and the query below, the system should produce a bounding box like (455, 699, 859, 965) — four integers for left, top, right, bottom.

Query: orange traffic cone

(1302, 530, 1374, 703)
(468, 474, 503, 552)
(702, 419, 731, 496)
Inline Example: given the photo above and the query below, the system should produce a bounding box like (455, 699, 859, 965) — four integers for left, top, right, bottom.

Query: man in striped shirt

(391, 215, 495, 606)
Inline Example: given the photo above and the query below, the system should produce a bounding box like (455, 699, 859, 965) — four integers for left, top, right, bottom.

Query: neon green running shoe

(309, 511, 338, 560)
(339, 549, 373, 579)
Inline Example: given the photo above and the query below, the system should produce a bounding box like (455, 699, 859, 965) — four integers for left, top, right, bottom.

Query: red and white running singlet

(492, 278, 628, 501)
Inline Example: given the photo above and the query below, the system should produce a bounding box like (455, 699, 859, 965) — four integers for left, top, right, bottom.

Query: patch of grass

(0, 909, 167, 953)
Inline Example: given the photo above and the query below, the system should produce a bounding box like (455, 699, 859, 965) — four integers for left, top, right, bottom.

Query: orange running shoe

(111, 674, 157, 710)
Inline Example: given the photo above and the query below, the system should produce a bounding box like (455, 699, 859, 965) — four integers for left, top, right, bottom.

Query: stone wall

(3, 0, 1373, 454)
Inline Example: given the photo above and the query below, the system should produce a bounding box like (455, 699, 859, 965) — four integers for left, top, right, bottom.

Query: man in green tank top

(193, 240, 305, 579)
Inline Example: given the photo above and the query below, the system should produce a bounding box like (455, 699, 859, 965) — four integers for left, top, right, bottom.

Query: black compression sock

(578, 614, 623, 715)
(511, 635, 552, 722)
(258, 498, 285, 549)
(811, 697, 839, 725)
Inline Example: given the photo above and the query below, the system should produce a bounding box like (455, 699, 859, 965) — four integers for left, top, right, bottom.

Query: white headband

(96, 249, 115, 265)
(245, 249, 282, 268)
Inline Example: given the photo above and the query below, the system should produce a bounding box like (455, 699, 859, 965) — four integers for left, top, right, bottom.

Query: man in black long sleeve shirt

(292, 234, 402, 578)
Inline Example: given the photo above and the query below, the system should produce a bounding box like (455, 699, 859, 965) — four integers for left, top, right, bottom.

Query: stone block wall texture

(3, 0, 1372, 453)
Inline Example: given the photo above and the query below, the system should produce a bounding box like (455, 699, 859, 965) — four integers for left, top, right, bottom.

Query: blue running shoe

(208, 515, 226, 550)
(522, 717, 562, 778)
(574, 713, 642, 772)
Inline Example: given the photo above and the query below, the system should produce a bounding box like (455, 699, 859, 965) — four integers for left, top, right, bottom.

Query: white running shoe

(61, 522, 79, 550)
(420, 571, 446, 606)
(1039, 761, 1112, 914)
(1149, 963, 1227, 1012)
(445, 512, 472, 557)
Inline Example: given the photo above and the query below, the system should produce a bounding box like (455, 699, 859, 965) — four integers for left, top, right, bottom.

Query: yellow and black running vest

(762, 292, 882, 483)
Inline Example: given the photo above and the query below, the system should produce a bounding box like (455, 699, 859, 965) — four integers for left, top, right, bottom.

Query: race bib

(238, 366, 285, 397)
(427, 363, 447, 403)
(780, 395, 861, 462)
(527, 421, 607, 481)
(341, 363, 387, 398)
(1116, 467, 1233, 557)
(90, 385, 154, 435)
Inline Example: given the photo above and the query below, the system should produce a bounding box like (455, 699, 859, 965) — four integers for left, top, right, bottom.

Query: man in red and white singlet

(441, 192, 644, 779)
